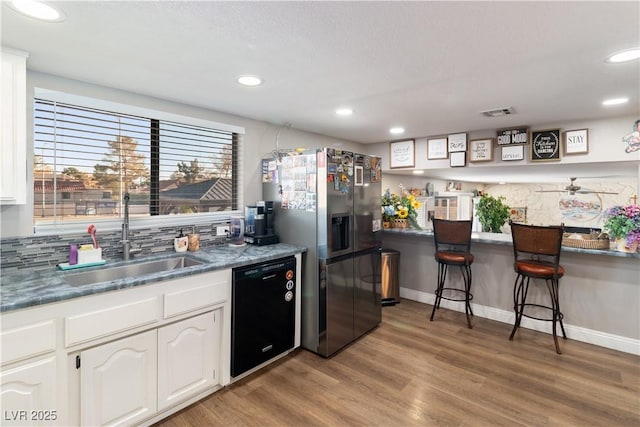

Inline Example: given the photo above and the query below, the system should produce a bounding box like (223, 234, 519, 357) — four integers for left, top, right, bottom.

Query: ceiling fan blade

(576, 190, 619, 195)
(535, 190, 565, 193)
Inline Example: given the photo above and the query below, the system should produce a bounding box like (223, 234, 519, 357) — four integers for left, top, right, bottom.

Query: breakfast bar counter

(382, 228, 640, 354)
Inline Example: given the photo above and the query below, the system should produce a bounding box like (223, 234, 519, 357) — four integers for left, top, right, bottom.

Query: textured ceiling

(1, 1, 639, 152)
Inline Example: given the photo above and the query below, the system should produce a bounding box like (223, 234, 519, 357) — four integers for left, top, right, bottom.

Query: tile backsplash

(1, 221, 230, 273)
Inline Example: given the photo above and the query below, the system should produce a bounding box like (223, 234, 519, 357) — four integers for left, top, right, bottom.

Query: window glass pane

(158, 122, 234, 215)
(33, 98, 237, 227)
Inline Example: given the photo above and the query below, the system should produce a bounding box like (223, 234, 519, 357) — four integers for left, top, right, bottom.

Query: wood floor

(155, 299, 640, 427)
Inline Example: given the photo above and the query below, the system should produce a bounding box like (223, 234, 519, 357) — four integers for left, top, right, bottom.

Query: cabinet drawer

(65, 297, 159, 347)
(1, 320, 56, 366)
(164, 283, 226, 319)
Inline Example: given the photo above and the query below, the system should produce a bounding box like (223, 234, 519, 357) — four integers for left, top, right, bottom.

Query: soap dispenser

(174, 229, 188, 253)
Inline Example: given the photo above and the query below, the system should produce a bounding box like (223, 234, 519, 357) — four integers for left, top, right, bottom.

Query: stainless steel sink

(64, 256, 204, 287)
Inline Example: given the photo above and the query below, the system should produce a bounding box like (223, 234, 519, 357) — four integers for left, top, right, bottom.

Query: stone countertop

(1, 243, 306, 313)
(383, 228, 640, 258)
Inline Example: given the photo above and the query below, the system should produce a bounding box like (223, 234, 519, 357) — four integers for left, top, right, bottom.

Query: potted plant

(603, 204, 640, 252)
(381, 188, 422, 229)
(475, 194, 510, 233)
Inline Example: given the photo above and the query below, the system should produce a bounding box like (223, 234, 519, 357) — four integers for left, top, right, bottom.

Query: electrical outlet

(216, 226, 229, 236)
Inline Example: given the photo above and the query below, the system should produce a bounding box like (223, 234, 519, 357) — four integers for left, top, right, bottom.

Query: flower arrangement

(381, 188, 422, 229)
(603, 204, 640, 249)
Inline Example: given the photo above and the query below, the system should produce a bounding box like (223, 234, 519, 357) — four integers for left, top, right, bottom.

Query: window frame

(32, 89, 245, 236)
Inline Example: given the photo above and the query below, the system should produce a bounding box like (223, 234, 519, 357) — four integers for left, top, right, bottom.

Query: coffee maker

(244, 200, 279, 245)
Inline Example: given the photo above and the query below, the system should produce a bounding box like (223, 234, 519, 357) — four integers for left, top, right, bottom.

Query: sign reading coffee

(497, 127, 529, 146)
(531, 129, 561, 161)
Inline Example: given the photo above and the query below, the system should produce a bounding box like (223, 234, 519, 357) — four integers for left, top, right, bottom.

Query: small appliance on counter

(244, 200, 280, 245)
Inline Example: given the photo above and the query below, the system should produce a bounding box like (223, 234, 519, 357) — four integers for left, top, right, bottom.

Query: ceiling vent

(481, 107, 514, 117)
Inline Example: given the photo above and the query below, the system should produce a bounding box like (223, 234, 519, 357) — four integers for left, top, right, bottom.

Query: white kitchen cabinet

(434, 192, 473, 220)
(1, 266, 236, 426)
(157, 311, 220, 411)
(0, 47, 28, 205)
(0, 356, 57, 427)
(80, 330, 157, 427)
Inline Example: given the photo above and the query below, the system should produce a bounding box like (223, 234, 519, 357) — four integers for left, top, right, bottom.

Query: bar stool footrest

(434, 287, 473, 303)
(515, 302, 564, 322)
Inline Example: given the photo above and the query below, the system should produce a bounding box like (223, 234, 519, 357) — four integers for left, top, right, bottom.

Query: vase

(382, 221, 391, 229)
(615, 238, 638, 253)
(392, 218, 409, 229)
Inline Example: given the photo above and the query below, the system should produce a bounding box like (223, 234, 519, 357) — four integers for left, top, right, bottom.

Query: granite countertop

(1, 243, 306, 313)
(383, 228, 640, 258)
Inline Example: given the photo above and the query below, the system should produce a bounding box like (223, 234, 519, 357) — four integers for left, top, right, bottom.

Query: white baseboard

(399, 287, 640, 355)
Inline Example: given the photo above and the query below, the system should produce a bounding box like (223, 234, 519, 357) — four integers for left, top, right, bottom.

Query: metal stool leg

(430, 262, 447, 321)
(510, 274, 529, 340)
(546, 278, 565, 354)
(460, 264, 473, 329)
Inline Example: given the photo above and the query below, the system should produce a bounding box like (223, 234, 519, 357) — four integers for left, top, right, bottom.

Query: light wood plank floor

(155, 299, 640, 427)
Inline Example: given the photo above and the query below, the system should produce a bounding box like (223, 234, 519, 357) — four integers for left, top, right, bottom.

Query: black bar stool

(429, 219, 474, 328)
(509, 221, 567, 354)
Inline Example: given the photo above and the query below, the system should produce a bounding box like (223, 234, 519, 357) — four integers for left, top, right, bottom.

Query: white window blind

(33, 98, 238, 226)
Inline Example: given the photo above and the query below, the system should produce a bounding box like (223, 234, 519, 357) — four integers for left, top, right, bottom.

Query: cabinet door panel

(0, 357, 56, 426)
(158, 311, 218, 411)
(81, 330, 157, 426)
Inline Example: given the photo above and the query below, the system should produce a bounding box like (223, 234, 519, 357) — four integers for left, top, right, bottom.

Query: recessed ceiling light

(602, 97, 629, 106)
(606, 48, 640, 63)
(412, 170, 424, 175)
(389, 127, 405, 135)
(236, 75, 263, 86)
(335, 108, 353, 116)
(8, 0, 65, 22)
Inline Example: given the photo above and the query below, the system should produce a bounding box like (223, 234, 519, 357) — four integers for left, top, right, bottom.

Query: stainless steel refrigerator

(262, 148, 382, 357)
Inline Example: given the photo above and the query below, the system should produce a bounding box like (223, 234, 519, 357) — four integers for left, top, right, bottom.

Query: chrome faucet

(122, 192, 141, 260)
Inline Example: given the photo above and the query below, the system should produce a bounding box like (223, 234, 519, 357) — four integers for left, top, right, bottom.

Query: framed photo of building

(427, 137, 448, 159)
(531, 129, 561, 161)
(469, 138, 494, 162)
(563, 128, 589, 155)
(389, 139, 415, 168)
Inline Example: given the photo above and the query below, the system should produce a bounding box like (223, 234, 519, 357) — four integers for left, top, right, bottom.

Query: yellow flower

(397, 207, 409, 218)
(412, 200, 421, 209)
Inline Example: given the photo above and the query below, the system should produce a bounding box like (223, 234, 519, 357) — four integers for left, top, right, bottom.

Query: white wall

(367, 115, 640, 171)
(0, 71, 367, 238)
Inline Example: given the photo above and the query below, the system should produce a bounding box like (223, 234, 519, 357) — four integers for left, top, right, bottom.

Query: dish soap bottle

(174, 229, 188, 253)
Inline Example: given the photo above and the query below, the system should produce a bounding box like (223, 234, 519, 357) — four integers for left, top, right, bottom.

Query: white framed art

(427, 138, 448, 159)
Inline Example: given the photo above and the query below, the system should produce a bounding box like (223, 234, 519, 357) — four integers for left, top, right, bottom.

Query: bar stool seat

(514, 261, 564, 278)
(429, 219, 474, 329)
(509, 221, 567, 354)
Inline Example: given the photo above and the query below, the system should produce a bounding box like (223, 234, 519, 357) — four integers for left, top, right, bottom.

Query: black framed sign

(531, 129, 561, 161)
(497, 127, 529, 146)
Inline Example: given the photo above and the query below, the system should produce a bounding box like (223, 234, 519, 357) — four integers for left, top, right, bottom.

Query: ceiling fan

(535, 177, 618, 196)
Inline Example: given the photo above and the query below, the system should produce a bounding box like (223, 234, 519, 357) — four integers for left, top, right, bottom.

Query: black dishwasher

(231, 256, 296, 378)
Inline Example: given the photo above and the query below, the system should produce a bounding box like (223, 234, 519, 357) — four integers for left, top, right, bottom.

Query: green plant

(476, 194, 510, 233)
(603, 204, 640, 246)
(380, 188, 422, 229)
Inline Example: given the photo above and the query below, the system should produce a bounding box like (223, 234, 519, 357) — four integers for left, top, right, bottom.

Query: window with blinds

(34, 98, 238, 225)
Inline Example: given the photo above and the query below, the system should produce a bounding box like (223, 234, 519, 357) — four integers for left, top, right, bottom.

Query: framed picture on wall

(449, 151, 466, 167)
(469, 138, 494, 162)
(531, 129, 561, 161)
(427, 137, 448, 159)
(563, 128, 589, 155)
(501, 145, 524, 161)
(389, 139, 415, 168)
(448, 132, 467, 152)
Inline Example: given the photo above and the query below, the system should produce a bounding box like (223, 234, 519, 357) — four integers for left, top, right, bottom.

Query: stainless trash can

(381, 249, 400, 306)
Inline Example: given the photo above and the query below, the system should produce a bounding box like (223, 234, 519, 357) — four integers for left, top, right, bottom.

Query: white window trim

(32, 89, 245, 236)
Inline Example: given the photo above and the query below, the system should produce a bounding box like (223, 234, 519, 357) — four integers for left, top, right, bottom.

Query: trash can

(381, 249, 400, 306)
